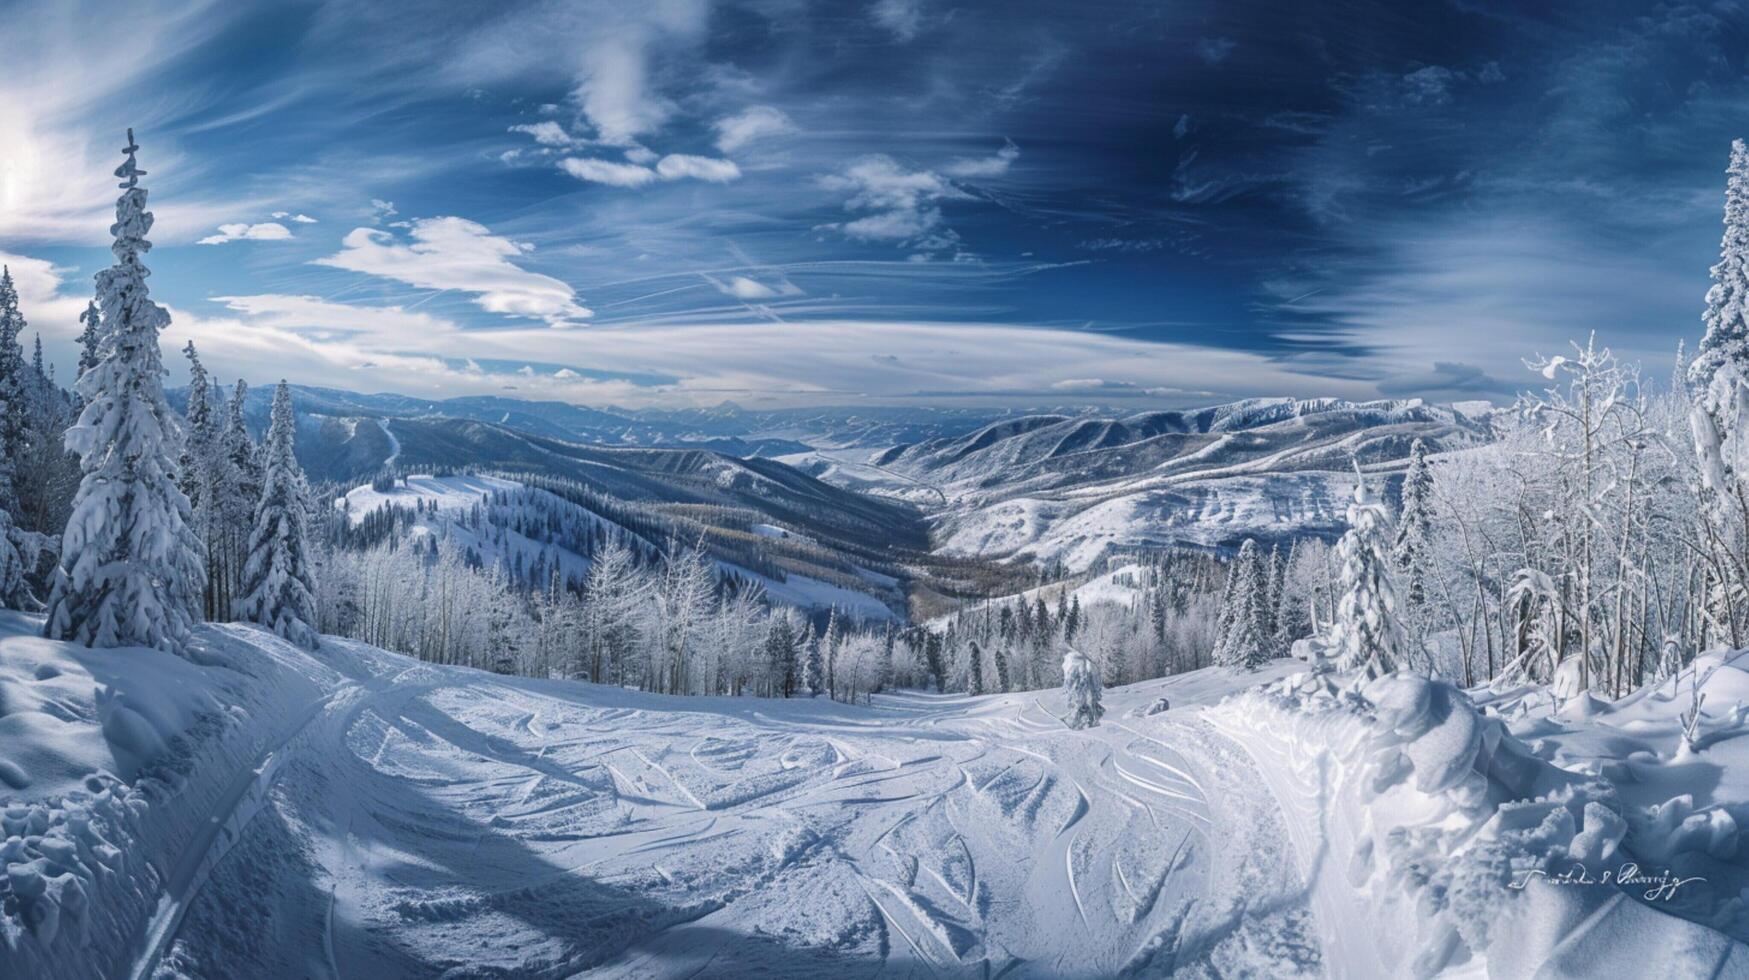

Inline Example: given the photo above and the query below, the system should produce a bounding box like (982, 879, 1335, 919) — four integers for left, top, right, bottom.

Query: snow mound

(0, 613, 341, 979)
(1206, 670, 1749, 978)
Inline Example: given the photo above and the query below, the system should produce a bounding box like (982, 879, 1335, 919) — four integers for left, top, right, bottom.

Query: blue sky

(0, 0, 1745, 408)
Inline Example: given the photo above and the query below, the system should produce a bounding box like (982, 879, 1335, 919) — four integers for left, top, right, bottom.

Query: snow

(337, 473, 522, 524)
(0, 608, 1324, 978)
(1206, 666, 1749, 978)
(937, 473, 1354, 572)
(10, 600, 1749, 977)
(339, 473, 898, 620)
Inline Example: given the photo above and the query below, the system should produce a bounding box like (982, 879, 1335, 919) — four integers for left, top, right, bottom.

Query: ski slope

(150, 649, 1316, 978)
(8, 613, 1749, 978)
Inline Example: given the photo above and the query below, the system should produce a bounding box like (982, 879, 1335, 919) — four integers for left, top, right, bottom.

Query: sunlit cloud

(312, 217, 593, 327)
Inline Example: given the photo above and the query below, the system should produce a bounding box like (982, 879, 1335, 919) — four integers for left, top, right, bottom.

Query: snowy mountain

(790, 397, 1492, 572)
(182, 384, 1016, 471)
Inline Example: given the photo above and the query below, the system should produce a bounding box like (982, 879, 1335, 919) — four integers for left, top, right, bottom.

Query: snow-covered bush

(1062, 645, 1103, 729)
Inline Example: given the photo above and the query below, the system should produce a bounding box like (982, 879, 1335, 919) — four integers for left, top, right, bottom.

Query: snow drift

(0, 611, 341, 980)
(1206, 668, 1749, 978)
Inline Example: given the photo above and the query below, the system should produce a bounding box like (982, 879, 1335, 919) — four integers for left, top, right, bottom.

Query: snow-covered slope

(798, 397, 1489, 571)
(7, 611, 1749, 978)
(1207, 666, 1749, 978)
(340, 474, 902, 620)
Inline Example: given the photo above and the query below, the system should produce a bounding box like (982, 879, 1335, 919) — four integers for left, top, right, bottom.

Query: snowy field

(0, 610, 1326, 978)
(7, 610, 1749, 978)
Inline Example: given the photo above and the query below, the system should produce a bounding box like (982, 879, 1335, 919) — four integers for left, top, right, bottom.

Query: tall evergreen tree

(76, 300, 103, 381)
(0, 290, 26, 608)
(1215, 539, 1271, 670)
(236, 381, 320, 649)
(213, 378, 262, 617)
(1332, 475, 1407, 679)
(1693, 139, 1749, 419)
(803, 627, 825, 695)
(45, 131, 206, 651)
(0, 267, 26, 515)
(765, 613, 798, 696)
(1392, 438, 1434, 609)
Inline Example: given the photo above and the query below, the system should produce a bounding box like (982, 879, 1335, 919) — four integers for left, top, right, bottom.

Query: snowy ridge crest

(1206, 671, 1749, 978)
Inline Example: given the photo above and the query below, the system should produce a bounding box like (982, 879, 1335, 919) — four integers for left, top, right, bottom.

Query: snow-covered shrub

(1062, 646, 1103, 729)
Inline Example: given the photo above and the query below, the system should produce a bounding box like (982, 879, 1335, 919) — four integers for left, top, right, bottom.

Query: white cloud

(209, 294, 457, 345)
(713, 105, 796, 153)
(654, 154, 740, 183)
(624, 146, 658, 164)
(722, 276, 777, 300)
(943, 140, 1020, 179)
(369, 198, 397, 222)
(569, 5, 710, 147)
(555, 367, 580, 378)
(197, 221, 293, 245)
(291, 213, 317, 223)
(558, 153, 741, 188)
(509, 121, 577, 147)
(818, 155, 970, 244)
(1051, 378, 1109, 391)
(312, 216, 592, 327)
(871, 0, 924, 42)
(559, 157, 658, 187)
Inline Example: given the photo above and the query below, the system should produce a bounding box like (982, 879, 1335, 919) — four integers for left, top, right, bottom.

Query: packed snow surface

(7, 608, 1749, 978)
(1, 609, 1330, 978)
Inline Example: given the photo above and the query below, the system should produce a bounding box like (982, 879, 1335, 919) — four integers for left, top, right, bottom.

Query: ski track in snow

(154, 650, 1319, 979)
(378, 418, 399, 469)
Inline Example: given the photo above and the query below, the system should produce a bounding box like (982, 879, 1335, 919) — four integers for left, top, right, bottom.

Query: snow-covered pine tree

(1217, 553, 1245, 665)
(484, 563, 518, 674)
(803, 627, 825, 696)
(1331, 474, 1407, 679)
(45, 131, 206, 651)
(235, 380, 320, 649)
(178, 341, 216, 514)
(765, 613, 798, 696)
(1264, 542, 1284, 645)
(967, 639, 985, 694)
(1215, 539, 1271, 669)
(15, 330, 80, 540)
(76, 301, 103, 381)
(1392, 438, 1433, 609)
(212, 378, 262, 616)
(1061, 645, 1103, 729)
(0, 273, 34, 608)
(1692, 139, 1749, 421)
(0, 267, 25, 516)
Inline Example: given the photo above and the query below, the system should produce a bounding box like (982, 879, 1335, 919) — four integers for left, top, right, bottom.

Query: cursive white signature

(1508, 863, 1705, 902)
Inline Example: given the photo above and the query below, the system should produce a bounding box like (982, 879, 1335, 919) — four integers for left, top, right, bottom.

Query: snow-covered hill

(339, 473, 904, 621)
(6, 614, 1747, 978)
(791, 397, 1491, 571)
